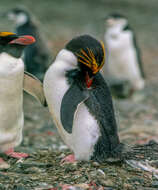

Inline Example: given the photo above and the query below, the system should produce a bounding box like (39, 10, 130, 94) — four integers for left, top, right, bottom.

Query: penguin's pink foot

(0, 158, 10, 169)
(5, 148, 29, 159)
(61, 154, 76, 163)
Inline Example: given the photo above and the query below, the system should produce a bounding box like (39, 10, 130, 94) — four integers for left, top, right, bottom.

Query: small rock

(123, 183, 133, 190)
(59, 153, 66, 158)
(97, 169, 105, 177)
(25, 167, 44, 173)
(74, 183, 89, 189)
(99, 179, 114, 186)
(0, 160, 10, 169)
(92, 162, 100, 167)
(59, 145, 69, 151)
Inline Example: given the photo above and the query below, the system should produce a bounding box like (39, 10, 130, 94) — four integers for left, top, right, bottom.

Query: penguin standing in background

(103, 13, 145, 91)
(0, 32, 45, 168)
(44, 35, 122, 162)
(5, 8, 52, 81)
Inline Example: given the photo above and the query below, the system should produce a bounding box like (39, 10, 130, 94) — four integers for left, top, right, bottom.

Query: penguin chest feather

(0, 53, 24, 152)
(72, 102, 100, 160)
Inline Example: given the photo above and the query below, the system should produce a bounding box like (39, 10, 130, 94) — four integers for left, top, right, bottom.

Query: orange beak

(9, 35, 36, 45)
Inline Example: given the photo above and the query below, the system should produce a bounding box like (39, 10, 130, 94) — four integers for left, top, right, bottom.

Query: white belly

(44, 62, 100, 160)
(0, 53, 24, 152)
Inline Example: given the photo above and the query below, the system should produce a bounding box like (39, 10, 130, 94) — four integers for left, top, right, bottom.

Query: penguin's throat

(0, 53, 20, 71)
(85, 72, 93, 88)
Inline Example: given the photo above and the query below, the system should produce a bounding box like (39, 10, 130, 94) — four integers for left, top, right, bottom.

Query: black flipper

(60, 83, 89, 134)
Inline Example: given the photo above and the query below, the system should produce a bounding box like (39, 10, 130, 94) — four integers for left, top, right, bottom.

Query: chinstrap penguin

(103, 13, 145, 91)
(0, 32, 45, 168)
(44, 34, 122, 162)
(5, 7, 52, 81)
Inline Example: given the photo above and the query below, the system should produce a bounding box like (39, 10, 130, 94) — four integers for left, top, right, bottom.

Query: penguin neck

(106, 22, 127, 35)
(3, 44, 24, 58)
(106, 26, 122, 35)
(0, 52, 22, 74)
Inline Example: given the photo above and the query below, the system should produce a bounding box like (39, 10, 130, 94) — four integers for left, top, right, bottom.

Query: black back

(0, 35, 25, 58)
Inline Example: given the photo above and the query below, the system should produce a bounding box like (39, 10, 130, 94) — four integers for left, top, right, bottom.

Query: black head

(66, 35, 105, 88)
(66, 35, 105, 74)
(0, 32, 17, 45)
(105, 13, 128, 29)
(106, 13, 126, 20)
(0, 32, 35, 58)
(5, 7, 30, 24)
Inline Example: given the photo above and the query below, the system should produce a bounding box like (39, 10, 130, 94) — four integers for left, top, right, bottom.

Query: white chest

(0, 53, 24, 150)
(0, 53, 24, 124)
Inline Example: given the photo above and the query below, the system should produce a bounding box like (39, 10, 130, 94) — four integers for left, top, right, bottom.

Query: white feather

(0, 53, 24, 152)
(44, 49, 100, 160)
(103, 23, 145, 90)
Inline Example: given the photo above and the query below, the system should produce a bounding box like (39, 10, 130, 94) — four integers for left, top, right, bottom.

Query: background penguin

(0, 32, 45, 168)
(102, 13, 145, 91)
(44, 34, 122, 162)
(4, 7, 52, 81)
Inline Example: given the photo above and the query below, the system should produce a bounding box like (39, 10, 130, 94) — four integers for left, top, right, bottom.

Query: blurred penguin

(0, 32, 46, 168)
(103, 13, 145, 91)
(5, 7, 52, 81)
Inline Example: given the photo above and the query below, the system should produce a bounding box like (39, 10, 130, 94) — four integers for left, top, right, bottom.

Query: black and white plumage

(5, 8, 52, 81)
(0, 32, 33, 153)
(103, 13, 145, 91)
(44, 35, 121, 162)
(0, 32, 45, 157)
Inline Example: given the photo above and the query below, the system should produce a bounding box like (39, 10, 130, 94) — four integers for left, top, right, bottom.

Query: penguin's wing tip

(23, 71, 46, 106)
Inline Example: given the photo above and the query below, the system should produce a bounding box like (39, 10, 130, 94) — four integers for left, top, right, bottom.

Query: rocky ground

(0, 0, 158, 189)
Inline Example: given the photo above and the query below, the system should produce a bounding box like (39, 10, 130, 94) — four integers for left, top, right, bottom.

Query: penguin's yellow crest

(77, 41, 105, 74)
(0, 32, 16, 37)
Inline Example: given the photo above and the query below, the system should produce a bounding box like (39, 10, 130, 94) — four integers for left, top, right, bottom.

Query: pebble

(25, 167, 44, 173)
(123, 183, 133, 189)
(97, 169, 106, 177)
(99, 179, 114, 187)
(0, 161, 10, 169)
(92, 162, 100, 167)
